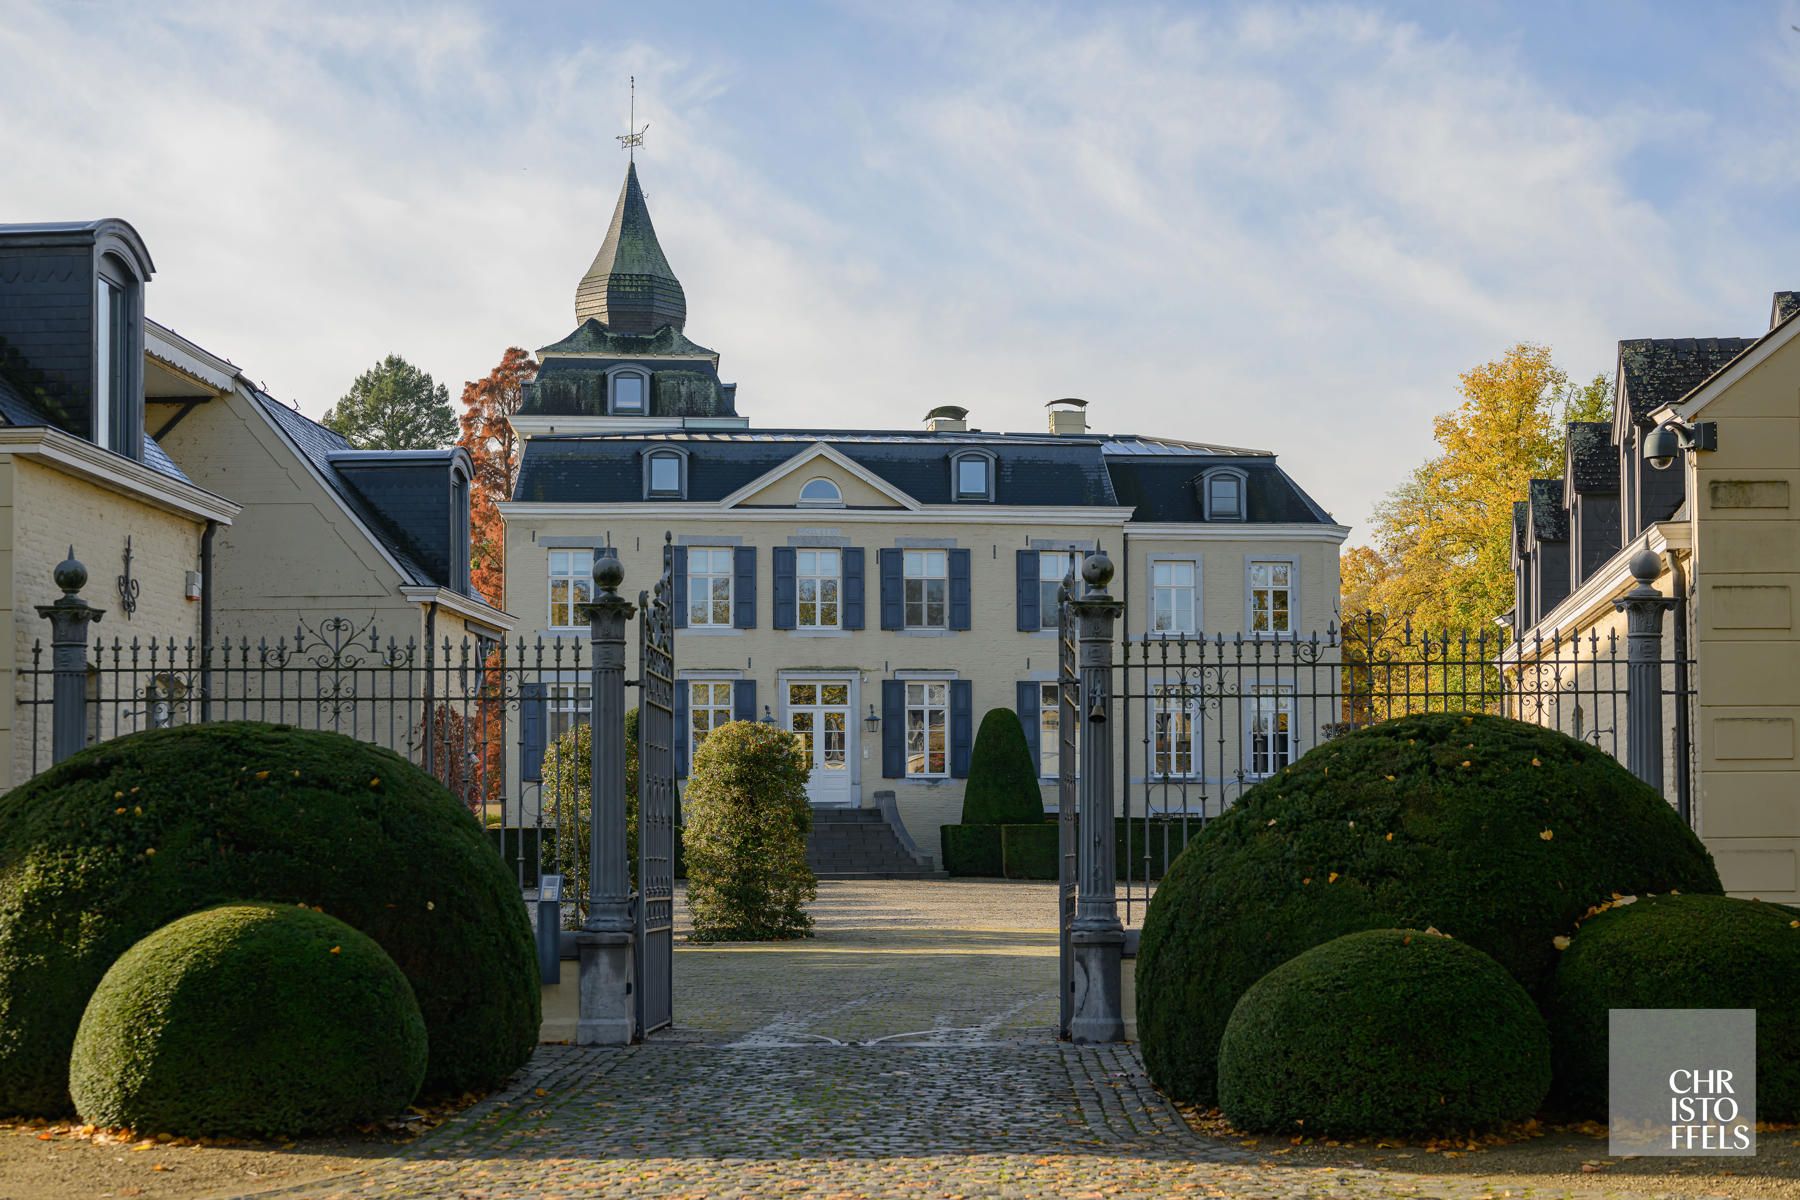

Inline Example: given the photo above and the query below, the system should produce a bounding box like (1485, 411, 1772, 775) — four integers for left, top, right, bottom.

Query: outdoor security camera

(1643, 420, 1717, 471)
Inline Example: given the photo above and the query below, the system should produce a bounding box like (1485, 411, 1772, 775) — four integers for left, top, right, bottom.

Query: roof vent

(1047, 397, 1088, 436)
(925, 405, 969, 433)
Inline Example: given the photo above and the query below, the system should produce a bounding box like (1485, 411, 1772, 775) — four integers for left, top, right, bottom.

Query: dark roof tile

(1528, 478, 1567, 542)
(1566, 422, 1617, 494)
(1619, 337, 1757, 423)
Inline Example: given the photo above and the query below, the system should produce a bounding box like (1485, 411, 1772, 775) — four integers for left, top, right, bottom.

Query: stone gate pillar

(1069, 549, 1126, 1044)
(576, 549, 637, 1046)
(36, 548, 104, 765)
(1613, 549, 1678, 795)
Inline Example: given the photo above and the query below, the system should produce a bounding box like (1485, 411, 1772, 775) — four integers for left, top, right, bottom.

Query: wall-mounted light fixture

(863, 705, 881, 734)
(1644, 419, 1718, 471)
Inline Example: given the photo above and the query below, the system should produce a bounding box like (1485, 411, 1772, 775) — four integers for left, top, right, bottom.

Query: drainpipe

(1668, 550, 1693, 829)
(199, 520, 216, 722)
(424, 599, 439, 778)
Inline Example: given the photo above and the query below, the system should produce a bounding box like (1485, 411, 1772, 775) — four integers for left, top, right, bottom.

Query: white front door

(786, 679, 853, 806)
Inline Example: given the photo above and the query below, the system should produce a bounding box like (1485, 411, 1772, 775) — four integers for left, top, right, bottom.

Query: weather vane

(616, 75, 648, 160)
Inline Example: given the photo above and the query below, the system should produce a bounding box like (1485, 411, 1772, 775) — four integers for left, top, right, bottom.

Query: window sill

(788, 628, 850, 638)
(896, 628, 955, 637)
(898, 776, 953, 786)
(682, 627, 744, 637)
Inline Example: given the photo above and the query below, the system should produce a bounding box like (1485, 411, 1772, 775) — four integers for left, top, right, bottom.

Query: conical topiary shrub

(960, 708, 1045, 826)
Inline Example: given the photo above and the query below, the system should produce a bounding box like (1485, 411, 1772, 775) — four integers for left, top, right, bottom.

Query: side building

(1506, 294, 1800, 901)
(500, 165, 1347, 860)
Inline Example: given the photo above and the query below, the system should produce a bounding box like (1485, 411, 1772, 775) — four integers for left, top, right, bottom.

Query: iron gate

(635, 544, 677, 1036)
(1055, 574, 1080, 1040)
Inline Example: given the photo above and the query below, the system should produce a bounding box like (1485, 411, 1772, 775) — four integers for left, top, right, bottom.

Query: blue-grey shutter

(949, 549, 972, 631)
(1016, 681, 1040, 776)
(733, 679, 756, 722)
(843, 547, 865, 630)
(881, 679, 904, 777)
(879, 549, 903, 630)
(950, 679, 974, 777)
(675, 682, 689, 779)
(772, 547, 797, 630)
(671, 545, 688, 630)
(1016, 549, 1039, 631)
(520, 682, 547, 783)
(733, 546, 756, 629)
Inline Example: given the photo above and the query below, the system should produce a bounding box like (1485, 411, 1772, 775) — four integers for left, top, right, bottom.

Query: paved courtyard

(259, 881, 1745, 1200)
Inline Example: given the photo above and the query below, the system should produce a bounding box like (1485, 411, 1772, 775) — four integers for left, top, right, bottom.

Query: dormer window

(450, 464, 472, 595)
(94, 251, 143, 461)
(1201, 468, 1247, 521)
(952, 450, 995, 502)
(798, 477, 843, 507)
(610, 368, 648, 415)
(646, 449, 685, 497)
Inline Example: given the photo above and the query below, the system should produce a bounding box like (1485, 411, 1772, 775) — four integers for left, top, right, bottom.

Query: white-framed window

(1039, 550, 1080, 629)
(95, 276, 121, 452)
(1150, 559, 1198, 635)
(905, 680, 950, 777)
(647, 451, 682, 496)
(903, 549, 949, 629)
(1152, 685, 1198, 778)
(956, 456, 989, 498)
(1249, 560, 1293, 634)
(547, 550, 593, 628)
(1204, 470, 1245, 521)
(687, 547, 734, 627)
(796, 548, 841, 629)
(688, 679, 734, 766)
(610, 369, 648, 414)
(798, 477, 843, 507)
(548, 680, 591, 745)
(1249, 685, 1294, 776)
(1038, 681, 1060, 778)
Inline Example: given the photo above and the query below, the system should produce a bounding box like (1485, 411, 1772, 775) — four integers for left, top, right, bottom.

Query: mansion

(499, 165, 1348, 858)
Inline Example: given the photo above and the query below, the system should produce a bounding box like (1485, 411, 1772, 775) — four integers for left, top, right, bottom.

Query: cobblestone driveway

(265, 882, 1600, 1200)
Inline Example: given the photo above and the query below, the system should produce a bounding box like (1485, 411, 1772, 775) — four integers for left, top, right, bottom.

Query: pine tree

(322, 355, 457, 450)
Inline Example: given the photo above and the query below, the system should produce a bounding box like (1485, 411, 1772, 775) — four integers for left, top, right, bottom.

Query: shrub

(1218, 929, 1551, 1136)
(0, 722, 538, 1116)
(542, 708, 641, 924)
(1136, 712, 1721, 1105)
(1001, 823, 1059, 879)
(960, 709, 1045, 825)
(941, 823, 1003, 876)
(70, 903, 426, 1138)
(683, 721, 816, 941)
(1549, 893, 1800, 1118)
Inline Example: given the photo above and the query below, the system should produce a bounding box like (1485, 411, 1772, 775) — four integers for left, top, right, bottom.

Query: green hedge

(941, 818, 1200, 880)
(684, 721, 817, 941)
(69, 903, 427, 1138)
(0, 722, 539, 1116)
(1135, 712, 1722, 1106)
(1218, 929, 1551, 1136)
(1549, 893, 1800, 1118)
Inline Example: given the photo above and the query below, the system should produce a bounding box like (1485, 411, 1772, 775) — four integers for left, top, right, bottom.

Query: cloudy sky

(4, 0, 1799, 540)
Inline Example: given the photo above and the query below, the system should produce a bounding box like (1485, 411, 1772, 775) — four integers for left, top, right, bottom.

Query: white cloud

(2, 0, 1796, 539)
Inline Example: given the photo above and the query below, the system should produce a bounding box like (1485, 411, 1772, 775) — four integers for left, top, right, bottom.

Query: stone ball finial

(53, 547, 87, 594)
(1082, 549, 1115, 591)
(593, 549, 625, 592)
(1627, 548, 1662, 586)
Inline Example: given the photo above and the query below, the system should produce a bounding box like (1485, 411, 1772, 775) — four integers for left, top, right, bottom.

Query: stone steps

(806, 805, 935, 879)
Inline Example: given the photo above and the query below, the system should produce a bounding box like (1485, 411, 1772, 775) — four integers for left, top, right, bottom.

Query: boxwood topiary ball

(1136, 712, 1721, 1106)
(1548, 893, 1800, 1118)
(0, 722, 538, 1116)
(1219, 929, 1551, 1136)
(70, 903, 427, 1138)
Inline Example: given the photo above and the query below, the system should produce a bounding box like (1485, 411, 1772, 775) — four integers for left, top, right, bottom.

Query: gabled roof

(251, 392, 441, 587)
(1528, 478, 1567, 542)
(574, 162, 687, 333)
(1618, 337, 1757, 425)
(719, 442, 921, 510)
(1565, 422, 1617, 495)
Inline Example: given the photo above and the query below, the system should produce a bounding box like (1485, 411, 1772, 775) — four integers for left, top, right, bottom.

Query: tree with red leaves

(457, 347, 537, 609)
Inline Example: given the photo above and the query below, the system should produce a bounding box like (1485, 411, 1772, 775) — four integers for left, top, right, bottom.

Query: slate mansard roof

(1566, 421, 1618, 494)
(1527, 478, 1567, 542)
(513, 427, 1336, 524)
(0, 369, 190, 484)
(254, 392, 468, 591)
(1618, 337, 1758, 424)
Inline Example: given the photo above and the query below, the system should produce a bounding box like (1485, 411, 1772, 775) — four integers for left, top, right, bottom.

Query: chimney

(1047, 397, 1088, 436)
(925, 405, 969, 433)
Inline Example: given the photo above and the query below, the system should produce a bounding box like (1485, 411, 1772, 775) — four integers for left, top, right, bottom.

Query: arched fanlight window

(797, 477, 843, 507)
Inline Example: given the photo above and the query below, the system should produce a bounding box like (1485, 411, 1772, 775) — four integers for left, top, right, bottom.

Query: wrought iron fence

(1114, 610, 1697, 924)
(19, 615, 597, 915)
